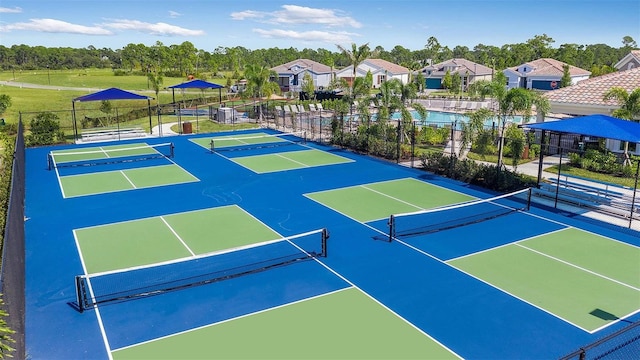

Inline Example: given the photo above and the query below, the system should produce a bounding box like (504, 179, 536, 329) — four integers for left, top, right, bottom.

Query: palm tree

(496, 88, 533, 169)
(336, 43, 373, 88)
(243, 64, 280, 121)
(603, 87, 640, 165)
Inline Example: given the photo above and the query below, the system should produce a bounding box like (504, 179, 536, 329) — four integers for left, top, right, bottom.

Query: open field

(0, 68, 229, 123)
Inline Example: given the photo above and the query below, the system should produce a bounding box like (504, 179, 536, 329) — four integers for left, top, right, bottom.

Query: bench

(535, 184, 640, 220)
(81, 127, 147, 142)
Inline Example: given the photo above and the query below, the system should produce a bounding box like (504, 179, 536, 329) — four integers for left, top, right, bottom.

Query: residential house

(504, 58, 590, 91)
(614, 49, 640, 71)
(334, 59, 410, 88)
(271, 59, 333, 93)
(542, 66, 640, 155)
(419, 58, 493, 90)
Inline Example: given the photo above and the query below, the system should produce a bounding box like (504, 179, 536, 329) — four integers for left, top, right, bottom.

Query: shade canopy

(167, 79, 224, 89)
(521, 114, 640, 143)
(73, 87, 151, 102)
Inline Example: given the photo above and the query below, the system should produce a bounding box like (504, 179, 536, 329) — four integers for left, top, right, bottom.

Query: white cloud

(0, 7, 22, 13)
(168, 11, 182, 18)
(253, 28, 357, 44)
(232, 5, 361, 28)
(230, 10, 265, 20)
(0, 18, 112, 35)
(104, 19, 205, 36)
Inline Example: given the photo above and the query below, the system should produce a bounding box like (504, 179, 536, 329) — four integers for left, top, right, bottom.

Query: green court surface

(50, 142, 169, 165)
(447, 228, 640, 332)
(111, 287, 459, 360)
(305, 178, 475, 222)
(59, 164, 199, 198)
(231, 149, 353, 173)
(189, 132, 298, 149)
(74, 205, 282, 274)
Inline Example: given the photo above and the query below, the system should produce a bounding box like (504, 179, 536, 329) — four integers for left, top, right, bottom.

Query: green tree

(496, 88, 534, 169)
(460, 107, 493, 157)
(603, 87, 640, 164)
(560, 64, 572, 88)
(0, 95, 11, 117)
(243, 64, 280, 121)
(147, 70, 163, 105)
(442, 70, 452, 92)
(99, 100, 113, 127)
(27, 112, 63, 146)
(301, 72, 315, 100)
(505, 122, 526, 170)
(336, 43, 377, 110)
(0, 295, 14, 358)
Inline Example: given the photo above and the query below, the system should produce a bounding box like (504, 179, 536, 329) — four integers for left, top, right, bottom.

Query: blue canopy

(167, 79, 224, 89)
(521, 114, 640, 143)
(73, 87, 151, 102)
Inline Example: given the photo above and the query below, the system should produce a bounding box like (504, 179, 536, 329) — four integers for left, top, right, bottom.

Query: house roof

(362, 59, 409, 75)
(271, 59, 332, 75)
(335, 58, 409, 77)
(614, 49, 640, 70)
(508, 58, 591, 77)
(543, 66, 640, 107)
(420, 58, 493, 76)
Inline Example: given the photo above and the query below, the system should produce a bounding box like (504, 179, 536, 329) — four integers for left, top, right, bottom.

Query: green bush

(419, 152, 536, 192)
(26, 112, 65, 146)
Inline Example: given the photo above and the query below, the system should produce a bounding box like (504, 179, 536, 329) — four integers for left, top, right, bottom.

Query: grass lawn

(466, 151, 535, 166)
(546, 164, 638, 188)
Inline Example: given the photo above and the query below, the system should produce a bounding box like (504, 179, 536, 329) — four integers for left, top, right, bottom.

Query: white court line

(275, 153, 309, 167)
(111, 288, 353, 353)
(160, 217, 195, 257)
(72, 230, 115, 360)
(515, 242, 640, 291)
(361, 185, 425, 211)
(119, 170, 137, 188)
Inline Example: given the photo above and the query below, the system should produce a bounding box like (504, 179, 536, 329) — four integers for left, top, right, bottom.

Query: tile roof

(363, 58, 409, 74)
(544, 67, 640, 106)
(271, 59, 332, 74)
(508, 58, 591, 77)
(420, 58, 493, 76)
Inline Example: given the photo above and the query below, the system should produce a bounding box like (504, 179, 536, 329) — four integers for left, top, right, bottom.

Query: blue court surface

(25, 128, 640, 359)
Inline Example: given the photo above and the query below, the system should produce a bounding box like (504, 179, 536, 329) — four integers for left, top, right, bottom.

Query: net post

(321, 228, 329, 257)
(388, 215, 395, 242)
(47, 153, 53, 171)
(303, 131, 307, 144)
(526, 187, 532, 211)
(209, 139, 215, 153)
(169, 142, 175, 158)
(74, 275, 85, 313)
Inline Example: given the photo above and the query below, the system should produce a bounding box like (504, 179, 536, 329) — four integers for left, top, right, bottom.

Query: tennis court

(25, 129, 640, 359)
(190, 132, 354, 173)
(48, 142, 198, 197)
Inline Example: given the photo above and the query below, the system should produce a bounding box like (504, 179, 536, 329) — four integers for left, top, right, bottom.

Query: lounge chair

(308, 104, 317, 112)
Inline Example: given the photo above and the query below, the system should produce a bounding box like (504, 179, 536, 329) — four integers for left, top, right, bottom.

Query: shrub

(26, 112, 65, 146)
(420, 152, 536, 192)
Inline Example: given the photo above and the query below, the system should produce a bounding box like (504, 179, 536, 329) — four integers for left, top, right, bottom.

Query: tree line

(0, 34, 637, 78)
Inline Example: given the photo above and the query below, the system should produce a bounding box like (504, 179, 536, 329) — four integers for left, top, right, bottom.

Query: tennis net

(387, 188, 532, 242)
(210, 132, 306, 152)
(48, 142, 174, 170)
(75, 228, 328, 312)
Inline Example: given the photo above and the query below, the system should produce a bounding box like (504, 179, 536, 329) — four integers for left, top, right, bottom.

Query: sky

(0, 0, 638, 52)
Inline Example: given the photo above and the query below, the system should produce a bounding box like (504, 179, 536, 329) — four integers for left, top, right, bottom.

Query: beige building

(542, 66, 640, 155)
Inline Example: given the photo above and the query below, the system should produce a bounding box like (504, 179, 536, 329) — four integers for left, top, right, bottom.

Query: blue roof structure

(521, 114, 640, 143)
(167, 79, 224, 89)
(73, 87, 151, 102)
